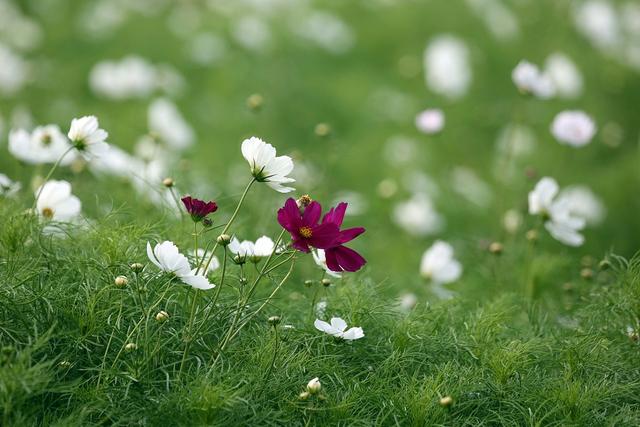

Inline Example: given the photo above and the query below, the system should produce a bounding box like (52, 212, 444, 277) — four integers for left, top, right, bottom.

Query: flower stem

(178, 288, 200, 379)
(31, 146, 74, 211)
(202, 178, 256, 273)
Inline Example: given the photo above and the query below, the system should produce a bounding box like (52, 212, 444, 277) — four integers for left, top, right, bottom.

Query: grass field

(1, 0, 640, 425)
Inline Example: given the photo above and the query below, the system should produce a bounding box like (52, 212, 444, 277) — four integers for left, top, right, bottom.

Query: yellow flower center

(42, 207, 54, 218)
(299, 226, 313, 238)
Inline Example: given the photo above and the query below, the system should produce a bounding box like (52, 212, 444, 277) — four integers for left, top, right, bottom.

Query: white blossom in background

(392, 193, 443, 236)
(228, 236, 275, 260)
(188, 33, 227, 65)
(502, 209, 523, 234)
(511, 60, 555, 99)
(241, 136, 295, 193)
(402, 170, 440, 196)
(0, 173, 21, 197)
(315, 299, 328, 318)
(68, 116, 110, 159)
(399, 292, 418, 311)
(291, 11, 355, 54)
(147, 241, 215, 290)
(420, 241, 462, 285)
(312, 249, 342, 279)
(423, 35, 472, 99)
(191, 249, 220, 274)
(331, 191, 367, 216)
(35, 180, 81, 222)
(314, 317, 364, 340)
(90, 56, 158, 99)
(574, 0, 620, 50)
(0, 43, 29, 95)
(148, 98, 194, 150)
(0, 0, 42, 51)
(232, 16, 271, 51)
(415, 109, 445, 134)
(451, 167, 493, 208)
(9, 126, 74, 165)
(89, 145, 143, 178)
(496, 123, 536, 158)
(466, 0, 520, 41)
(383, 136, 419, 166)
(544, 53, 583, 99)
(550, 110, 596, 147)
(528, 177, 586, 247)
(557, 185, 606, 226)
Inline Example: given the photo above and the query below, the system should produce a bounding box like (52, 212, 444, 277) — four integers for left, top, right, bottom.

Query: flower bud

(246, 93, 264, 111)
(59, 360, 71, 368)
(130, 262, 144, 272)
(299, 391, 310, 400)
(599, 259, 611, 271)
(268, 316, 281, 326)
(162, 177, 174, 188)
(155, 310, 169, 322)
(202, 218, 213, 228)
(125, 342, 138, 352)
(306, 377, 321, 394)
(314, 123, 331, 138)
(580, 268, 593, 280)
(217, 234, 231, 246)
(321, 278, 331, 287)
(488, 242, 503, 255)
(525, 229, 538, 243)
(296, 195, 312, 210)
(239, 277, 248, 286)
(233, 255, 246, 265)
(114, 275, 128, 288)
(439, 396, 453, 407)
(304, 279, 314, 288)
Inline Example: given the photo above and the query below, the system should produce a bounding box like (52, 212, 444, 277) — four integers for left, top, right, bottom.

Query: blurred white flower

(544, 53, 583, 99)
(574, 0, 620, 50)
(312, 249, 342, 279)
(502, 209, 523, 234)
(420, 241, 462, 285)
(550, 111, 596, 147)
(232, 16, 271, 51)
(424, 35, 472, 99)
(415, 109, 445, 134)
(384, 136, 418, 166)
(89, 56, 158, 100)
(147, 241, 215, 290)
(511, 60, 555, 99)
(399, 292, 418, 311)
(229, 236, 274, 260)
(191, 249, 220, 274)
(89, 145, 142, 178)
(314, 317, 364, 340)
(148, 98, 194, 150)
(0, 43, 28, 95)
(392, 193, 443, 236)
(557, 185, 606, 226)
(528, 177, 586, 247)
(68, 116, 109, 158)
(188, 33, 227, 65)
(292, 11, 355, 54)
(0, 173, 21, 197)
(9, 125, 73, 165)
(35, 180, 81, 222)
(241, 136, 295, 193)
(451, 167, 493, 208)
(254, 236, 276, 257)
(466, 0, 519, 41)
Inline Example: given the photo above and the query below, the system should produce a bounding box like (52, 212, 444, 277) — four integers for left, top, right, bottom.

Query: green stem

(178, 288, 200, 379)
(194, 222, 199, 266)
(202, 178, 256, 273)
(32, 146, 74, 210)
(192, 248, 228, 338)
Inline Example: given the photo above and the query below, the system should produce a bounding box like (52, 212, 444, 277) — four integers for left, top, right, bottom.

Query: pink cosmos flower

(277, 198, 339, 253)
(181, 196, 218, 222)
(321, 202, 366, 272)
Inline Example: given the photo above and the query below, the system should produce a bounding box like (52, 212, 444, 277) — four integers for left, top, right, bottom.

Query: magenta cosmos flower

(181, 196, 218, 222)
(321, 202, 366, 272)
(277, 198, 340, 253)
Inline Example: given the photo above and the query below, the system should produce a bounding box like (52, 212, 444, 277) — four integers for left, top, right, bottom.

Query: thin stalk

(178, 288, 200, 379)
(32, 146, 74, 210)
(192, 248, 228, 338)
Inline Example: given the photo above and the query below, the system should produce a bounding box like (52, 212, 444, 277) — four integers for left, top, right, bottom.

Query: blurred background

(1, 0, 639, 303)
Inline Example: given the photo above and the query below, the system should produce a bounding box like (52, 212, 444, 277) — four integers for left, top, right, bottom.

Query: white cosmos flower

(0, 173, 21, 197)
(415, 109, 445, 134)
(9, 125, 74, 165)
(67, 115, 109, 158)
(511, 60, 555, 99)
(544, 53, 583, 99)
(228, 236, 275, 260)
(420, 241, 462, 285)
(191, 249, 220, 274)
(228, 237, 255, 258)
(241, 136, 295, 193)
(35, 180, 81, 222)
(0, 43, 28, 95)
(254, 236, 275, 257)
(314, 317, 364, 340)
(528, 177, 586, 247)
(556, 185, 606, 226)
(89, 145, 143, 178)
(146, 241, 215, 290)
(148, 98, 194, 150)
(550, 110, 596, 147)
(89, 56, 158, 100)
(424, 35, 472, 99)
(312, 249, 342, 279)
(392, 193, 443, 236)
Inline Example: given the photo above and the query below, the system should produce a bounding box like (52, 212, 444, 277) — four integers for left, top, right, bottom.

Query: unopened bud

(59, 360, 71, 368)
(314, 123, 331, 137)
(202, 218, 213, 228)
(239, 277, 248, 286)
(130, 262, 144, 272)
(439, 396, 453, 407)
(599, 259, 611, 271)
(489, 242, 503, 255)
(299, 391, 311, 400)
(525, 229, 538, 242)
(247, 93, 264, 111)
(304, 279, 314, 288)
(268, 316, 281, 326)
(233, 255, 246, 265)
(125, 342, 138, 352)
(296, 195, 313, 210)
(155, 310, 169, 322)
(321, 278, 331, 287)
(307, 377, 321, 394)
(114, 275, 128, 288)
(217, 234, 231, 246)
(162, 177, 174, 188)
(580, 268, 593, 280)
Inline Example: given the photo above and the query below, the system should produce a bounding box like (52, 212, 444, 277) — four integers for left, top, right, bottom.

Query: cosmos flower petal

(330, 317, 348, 332)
